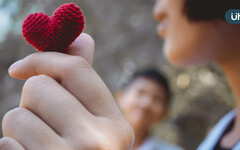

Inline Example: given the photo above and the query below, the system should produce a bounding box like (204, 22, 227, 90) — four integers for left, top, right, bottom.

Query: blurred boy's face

(154, 0, 236, 67)
(118, 77, 167, 131)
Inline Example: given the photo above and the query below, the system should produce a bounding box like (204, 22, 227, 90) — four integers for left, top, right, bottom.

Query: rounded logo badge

(225, 9, 240, 24)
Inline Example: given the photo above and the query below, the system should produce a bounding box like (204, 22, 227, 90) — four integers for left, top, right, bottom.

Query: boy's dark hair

(124, 69, 171, 105)
(184, 0, 240, 21)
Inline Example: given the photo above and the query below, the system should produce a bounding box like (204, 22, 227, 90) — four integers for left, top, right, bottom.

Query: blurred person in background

(1, 0, 240, 150)
(116, 69, 182, 150)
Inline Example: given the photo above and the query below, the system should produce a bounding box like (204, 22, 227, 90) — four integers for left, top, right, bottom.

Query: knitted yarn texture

(22, 3, 85, 52)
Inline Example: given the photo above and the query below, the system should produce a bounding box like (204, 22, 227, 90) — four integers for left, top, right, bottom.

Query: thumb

(65, 33, 95, 65)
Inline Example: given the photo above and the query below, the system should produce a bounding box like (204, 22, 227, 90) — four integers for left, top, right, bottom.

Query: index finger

(8, 52, 121, 119)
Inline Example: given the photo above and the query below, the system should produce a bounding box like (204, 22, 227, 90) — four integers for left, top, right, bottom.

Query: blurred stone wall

(0, 0, 235, 149)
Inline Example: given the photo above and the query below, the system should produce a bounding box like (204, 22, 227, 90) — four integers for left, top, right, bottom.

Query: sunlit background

(0, 0, 235, 149)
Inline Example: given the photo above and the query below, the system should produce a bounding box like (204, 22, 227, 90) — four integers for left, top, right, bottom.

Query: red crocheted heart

(22, 3, 85, 52)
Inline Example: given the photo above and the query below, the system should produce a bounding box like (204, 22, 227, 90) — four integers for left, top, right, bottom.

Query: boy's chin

(162, 43, 188, 67)
(164, 42, 213, 67)
(164, 48, 207, 67)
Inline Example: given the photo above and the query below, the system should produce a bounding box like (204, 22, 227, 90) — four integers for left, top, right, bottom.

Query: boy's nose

(153, 0, 167, 22)
(139, 96, 153, 110)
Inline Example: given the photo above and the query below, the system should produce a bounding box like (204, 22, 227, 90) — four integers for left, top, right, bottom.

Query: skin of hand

(0, 33, 134, 150)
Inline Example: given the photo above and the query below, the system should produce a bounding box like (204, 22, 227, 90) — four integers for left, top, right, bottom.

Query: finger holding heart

(4, 39, 134, 149)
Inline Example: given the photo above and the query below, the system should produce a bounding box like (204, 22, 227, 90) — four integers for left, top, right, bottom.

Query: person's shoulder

(150, 136, 184, 150)
(197, 109, 237, 150)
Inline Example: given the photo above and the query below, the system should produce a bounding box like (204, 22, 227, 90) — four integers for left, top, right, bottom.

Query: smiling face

(153, 0, 240, 67)
(117, 77, 168, 131)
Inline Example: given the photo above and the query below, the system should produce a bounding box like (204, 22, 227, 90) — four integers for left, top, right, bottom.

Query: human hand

(0, 33, 134, 150)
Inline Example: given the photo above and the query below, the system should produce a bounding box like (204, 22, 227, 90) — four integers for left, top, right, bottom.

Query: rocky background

(0, 0, 235, 149)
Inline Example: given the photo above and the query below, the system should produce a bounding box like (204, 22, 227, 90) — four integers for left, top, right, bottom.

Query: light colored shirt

(198, 109, 240, 150)
(138, 136, 183, 150)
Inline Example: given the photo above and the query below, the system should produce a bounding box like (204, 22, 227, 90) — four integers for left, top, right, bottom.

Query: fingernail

(9, 59, 23, 71)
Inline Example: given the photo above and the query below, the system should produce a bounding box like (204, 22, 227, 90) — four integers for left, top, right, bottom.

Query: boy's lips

(157, 21, 168, 38)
